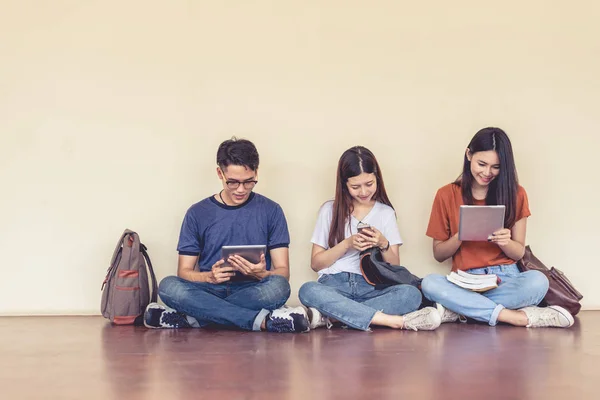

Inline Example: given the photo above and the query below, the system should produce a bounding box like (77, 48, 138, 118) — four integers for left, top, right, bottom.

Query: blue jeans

(298, 272, 422, 331)
(158, 274, 290, 331)
(421, 264, 549, 326)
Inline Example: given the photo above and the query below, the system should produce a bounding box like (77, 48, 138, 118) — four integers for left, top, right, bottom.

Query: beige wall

(1, 1, 599, 314)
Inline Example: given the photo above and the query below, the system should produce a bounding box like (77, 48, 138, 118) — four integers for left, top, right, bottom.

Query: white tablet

(221, 245, 266, 267)
(458, 205, 506, 241)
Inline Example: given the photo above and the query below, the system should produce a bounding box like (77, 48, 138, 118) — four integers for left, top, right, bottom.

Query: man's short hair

(216, 137, 260, 171)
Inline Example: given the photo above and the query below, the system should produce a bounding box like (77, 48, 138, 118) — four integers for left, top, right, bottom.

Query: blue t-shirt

(177, 192, 290, 271)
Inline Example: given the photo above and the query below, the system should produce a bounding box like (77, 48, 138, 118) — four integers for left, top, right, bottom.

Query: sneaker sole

(293, 308, 311, 333)
(548, 305, 575, 328)
(436, 303, 459, 324)
(143, 321, 160, 329)
(429, 308, 442, 330)
(435, 302, 444, 315)
(305, 306, 325, 330)
(143, 303, 166, 329)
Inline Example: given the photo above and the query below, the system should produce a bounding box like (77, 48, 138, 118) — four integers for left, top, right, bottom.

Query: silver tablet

(221, 245, 266, 267)
(458, 205, 506, 241)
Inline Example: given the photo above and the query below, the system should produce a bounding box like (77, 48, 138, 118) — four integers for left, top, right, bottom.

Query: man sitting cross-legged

(144, 137, 309, 333)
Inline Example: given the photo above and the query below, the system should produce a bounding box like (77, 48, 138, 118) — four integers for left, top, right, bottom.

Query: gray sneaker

(520, 305, 575, 328)
(306, 307, 333, 330)
(402, 307, 442, 331)
(436, 303, 466, 323)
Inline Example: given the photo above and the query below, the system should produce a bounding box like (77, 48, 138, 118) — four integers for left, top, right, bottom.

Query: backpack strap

(108, 229, 135, 271)
(141, 244, 158, 303)
(102, 229, 134, 290)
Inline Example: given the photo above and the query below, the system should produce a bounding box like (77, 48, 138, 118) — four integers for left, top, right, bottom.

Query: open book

(447, 270, 498, 292)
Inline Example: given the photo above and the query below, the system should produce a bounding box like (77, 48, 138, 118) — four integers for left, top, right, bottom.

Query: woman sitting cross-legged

(421, 127, 574, 329)
(299, 146, 441, 332)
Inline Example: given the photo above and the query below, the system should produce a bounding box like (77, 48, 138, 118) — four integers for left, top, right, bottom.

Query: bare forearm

(311, 240, 350, 272)
(433, 234, 462, 263)
(253, 266, 289, 280)
(381, 245, 400, 265)
(178, 269, 212, 283)
(499, 240, 526, 261)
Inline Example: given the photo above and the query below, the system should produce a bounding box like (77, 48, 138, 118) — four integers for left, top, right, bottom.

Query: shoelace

(403, 322, 418, 331)
(268, 316, 296, 332)
(403, 314, 428, 331)
(537, 310, 561, 327)
(404, 310, 441, 331)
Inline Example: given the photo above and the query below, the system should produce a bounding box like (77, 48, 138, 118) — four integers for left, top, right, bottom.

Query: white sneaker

(306, 307, 333, 330)
(402, 307, 442, 331)
(520, 305, 575, 328)
(436, 303, 465, 324)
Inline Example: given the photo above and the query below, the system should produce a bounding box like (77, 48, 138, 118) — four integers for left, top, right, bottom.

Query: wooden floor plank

(0, 312, 597, 400)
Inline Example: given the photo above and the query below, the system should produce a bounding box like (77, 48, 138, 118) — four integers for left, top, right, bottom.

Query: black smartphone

(357, 222, 371, 234)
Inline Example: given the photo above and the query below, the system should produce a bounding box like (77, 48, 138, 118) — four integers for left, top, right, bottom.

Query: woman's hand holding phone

(345, 233, 371, 252)
(359, 226, 389, 250)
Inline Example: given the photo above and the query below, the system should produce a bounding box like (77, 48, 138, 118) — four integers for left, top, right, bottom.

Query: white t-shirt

(311, 200, 403, 276)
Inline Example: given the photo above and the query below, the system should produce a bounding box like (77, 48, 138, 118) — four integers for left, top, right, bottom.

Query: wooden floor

(1, 312, 598, 400)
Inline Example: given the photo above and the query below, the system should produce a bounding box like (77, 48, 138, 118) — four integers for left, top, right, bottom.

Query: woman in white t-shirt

(299, 146, 441, 331)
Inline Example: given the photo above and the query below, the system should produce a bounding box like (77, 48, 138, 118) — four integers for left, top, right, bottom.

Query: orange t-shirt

(426, 183, 531, 271)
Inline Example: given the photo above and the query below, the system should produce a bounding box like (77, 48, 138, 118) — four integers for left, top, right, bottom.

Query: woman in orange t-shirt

(421, 127, 574, 328)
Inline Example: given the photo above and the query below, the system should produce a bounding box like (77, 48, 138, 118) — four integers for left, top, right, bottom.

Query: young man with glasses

(144, 138, 309, 333)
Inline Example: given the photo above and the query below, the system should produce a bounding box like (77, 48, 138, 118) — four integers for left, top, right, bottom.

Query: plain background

(1, 1, 598, 314)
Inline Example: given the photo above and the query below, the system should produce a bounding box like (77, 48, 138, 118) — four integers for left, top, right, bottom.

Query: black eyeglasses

(220, 169, 258, 190)
(225, 180, 258, 190)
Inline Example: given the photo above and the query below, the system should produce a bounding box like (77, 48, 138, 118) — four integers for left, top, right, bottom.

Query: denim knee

(157, 275, 189, 306)
(298, 281, 321, 307)
(158, 276, 182, 298)
(521, 270, 549, 304)
(388, 284, 422, 312)
(420, 274, 446, 300)
(259, 274, 291, 308)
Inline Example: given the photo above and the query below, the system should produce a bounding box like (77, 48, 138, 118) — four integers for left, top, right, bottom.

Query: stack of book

(447, 270, 498, 292)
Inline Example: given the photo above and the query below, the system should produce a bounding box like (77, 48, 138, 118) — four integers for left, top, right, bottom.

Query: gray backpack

(101, 229, 158, 325)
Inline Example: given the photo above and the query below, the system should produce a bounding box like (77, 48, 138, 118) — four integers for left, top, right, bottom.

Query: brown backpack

(101, 229, 158, 325)
(517, 245, 583, 315)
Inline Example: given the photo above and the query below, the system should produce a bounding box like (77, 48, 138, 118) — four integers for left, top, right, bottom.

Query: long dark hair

(328, 146, 394, 248)
(454, 127, 519, 228)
